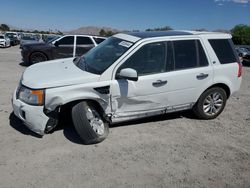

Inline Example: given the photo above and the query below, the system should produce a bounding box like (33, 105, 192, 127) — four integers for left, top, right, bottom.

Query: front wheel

(29, 52, 47, 64)
(71, 101, 109, 144)
(193, 87, 227, 119)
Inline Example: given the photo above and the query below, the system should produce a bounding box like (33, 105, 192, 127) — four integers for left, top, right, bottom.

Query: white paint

(12, 31, 242, 135)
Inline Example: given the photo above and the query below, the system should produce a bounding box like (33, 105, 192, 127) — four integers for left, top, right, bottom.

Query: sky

(0, 0, 249, 32)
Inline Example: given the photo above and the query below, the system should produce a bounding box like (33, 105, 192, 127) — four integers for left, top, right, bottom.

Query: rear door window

(77, 36, 94, 45)
(172, 40, 208, 70)
(208, 39, 237, 64)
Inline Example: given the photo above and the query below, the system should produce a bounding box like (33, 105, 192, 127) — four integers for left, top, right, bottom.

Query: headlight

(17, 85, 45, 106)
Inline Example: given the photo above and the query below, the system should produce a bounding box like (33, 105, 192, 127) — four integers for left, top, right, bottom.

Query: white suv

(12, 31, 242, 144)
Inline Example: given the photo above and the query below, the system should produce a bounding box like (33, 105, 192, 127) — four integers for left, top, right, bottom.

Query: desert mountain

(64, 26, 120, 35)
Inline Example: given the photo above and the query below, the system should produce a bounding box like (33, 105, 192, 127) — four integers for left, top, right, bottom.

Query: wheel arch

(204, 83, 231, 99)
(59, 98, 110, 122)
(29, 51, 49, 62)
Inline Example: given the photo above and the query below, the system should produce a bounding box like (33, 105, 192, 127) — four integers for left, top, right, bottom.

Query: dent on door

(110, 79, 166, 120)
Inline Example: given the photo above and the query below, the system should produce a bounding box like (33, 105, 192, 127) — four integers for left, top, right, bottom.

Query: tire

(29, 52, 47, 64)
(193, 87, 227, 120)
(71, 101, 109, 144)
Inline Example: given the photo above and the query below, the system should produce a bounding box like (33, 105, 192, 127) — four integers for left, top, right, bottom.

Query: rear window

(77, 36, 93, 45)
(0, 36, 4, 39)
(209, 39, 237, 64)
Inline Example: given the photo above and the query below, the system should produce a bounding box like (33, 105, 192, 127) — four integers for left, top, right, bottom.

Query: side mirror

(116, 68, 138, 81)
(54, 41, 59, 47)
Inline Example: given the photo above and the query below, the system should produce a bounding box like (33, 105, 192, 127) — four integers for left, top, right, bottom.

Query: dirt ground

(0, 46, 249, 188)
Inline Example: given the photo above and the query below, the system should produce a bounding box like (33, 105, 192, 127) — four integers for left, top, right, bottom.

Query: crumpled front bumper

(12, 88, 49, 135)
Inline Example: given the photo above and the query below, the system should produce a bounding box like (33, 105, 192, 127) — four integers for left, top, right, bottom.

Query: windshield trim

(114, 33, 141, 43)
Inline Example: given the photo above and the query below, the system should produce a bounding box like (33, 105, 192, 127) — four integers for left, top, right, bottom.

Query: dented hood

(22, 58, 100, 89)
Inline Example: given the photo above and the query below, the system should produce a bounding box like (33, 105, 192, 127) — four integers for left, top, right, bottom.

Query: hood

(21, 40, 40, 44)
(22, 58, 100, 89)
(23, 42, 49, 48)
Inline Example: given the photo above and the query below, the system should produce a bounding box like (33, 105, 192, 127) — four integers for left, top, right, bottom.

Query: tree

(105, 30, 115, 36)
(99, 29, 106, 36)
(0, 24, 10, 31)
(146, 26, 172, 32)
(57, 30, 63, 35)
(231, 24, 250, 45)
(99, 29, 116, 36)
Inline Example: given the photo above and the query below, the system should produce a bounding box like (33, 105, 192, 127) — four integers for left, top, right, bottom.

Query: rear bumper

(12, 88, 49, 135)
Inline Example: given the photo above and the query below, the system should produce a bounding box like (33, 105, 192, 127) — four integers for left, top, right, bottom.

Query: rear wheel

(30, 52, 47, 64)
(193, 87, 227, 119)
(71, 101, 109, 144)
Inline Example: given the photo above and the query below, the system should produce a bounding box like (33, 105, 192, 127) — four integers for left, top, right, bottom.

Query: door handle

(152, 80, 168, 87)
(196, 73, 209, 80)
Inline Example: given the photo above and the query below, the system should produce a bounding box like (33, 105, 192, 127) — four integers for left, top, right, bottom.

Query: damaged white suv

(12, 31, 242, 144)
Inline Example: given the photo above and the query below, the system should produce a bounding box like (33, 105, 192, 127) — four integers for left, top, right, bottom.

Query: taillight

(237, 61, 242, 77)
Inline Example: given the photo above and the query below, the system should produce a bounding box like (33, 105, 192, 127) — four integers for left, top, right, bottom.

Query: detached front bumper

(12, 88, 49, 135)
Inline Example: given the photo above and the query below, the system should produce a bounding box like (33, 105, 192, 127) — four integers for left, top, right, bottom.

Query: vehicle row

(235, 46, 250, 64)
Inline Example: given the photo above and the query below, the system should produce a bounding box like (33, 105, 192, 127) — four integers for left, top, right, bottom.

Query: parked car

(20, 34, 40, 49)
(5, 32, 20, 46)
(0, 34, 11, 48)
(12, 31, 242, 144)
(21, 35, 106, 64)
(236, 47, 250, 63)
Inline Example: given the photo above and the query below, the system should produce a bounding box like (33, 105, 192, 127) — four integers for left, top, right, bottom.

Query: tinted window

(0, 36, 4, 39)
(77, 37, 93, 45)
(93, 37, 105, 44)
(209, 39, 237, 64)
(173, 40, 197, 70)
(173, 40, 208, 70)
(119, 42, 166, 76)
(58, 36, 74, 45)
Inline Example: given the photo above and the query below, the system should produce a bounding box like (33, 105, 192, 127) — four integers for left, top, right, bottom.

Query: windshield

(76, 37, 134, 74)
(47, 36, 60, 43)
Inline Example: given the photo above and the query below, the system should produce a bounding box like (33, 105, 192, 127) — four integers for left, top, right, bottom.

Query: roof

(114, 30, 231, 43)
(127, 31, 193, 39)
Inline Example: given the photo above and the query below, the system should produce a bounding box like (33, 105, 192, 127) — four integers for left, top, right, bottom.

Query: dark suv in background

(21, 35, 106, 65)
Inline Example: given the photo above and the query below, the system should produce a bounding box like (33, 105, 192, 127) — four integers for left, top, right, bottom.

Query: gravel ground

(0, 46, 250, 188)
